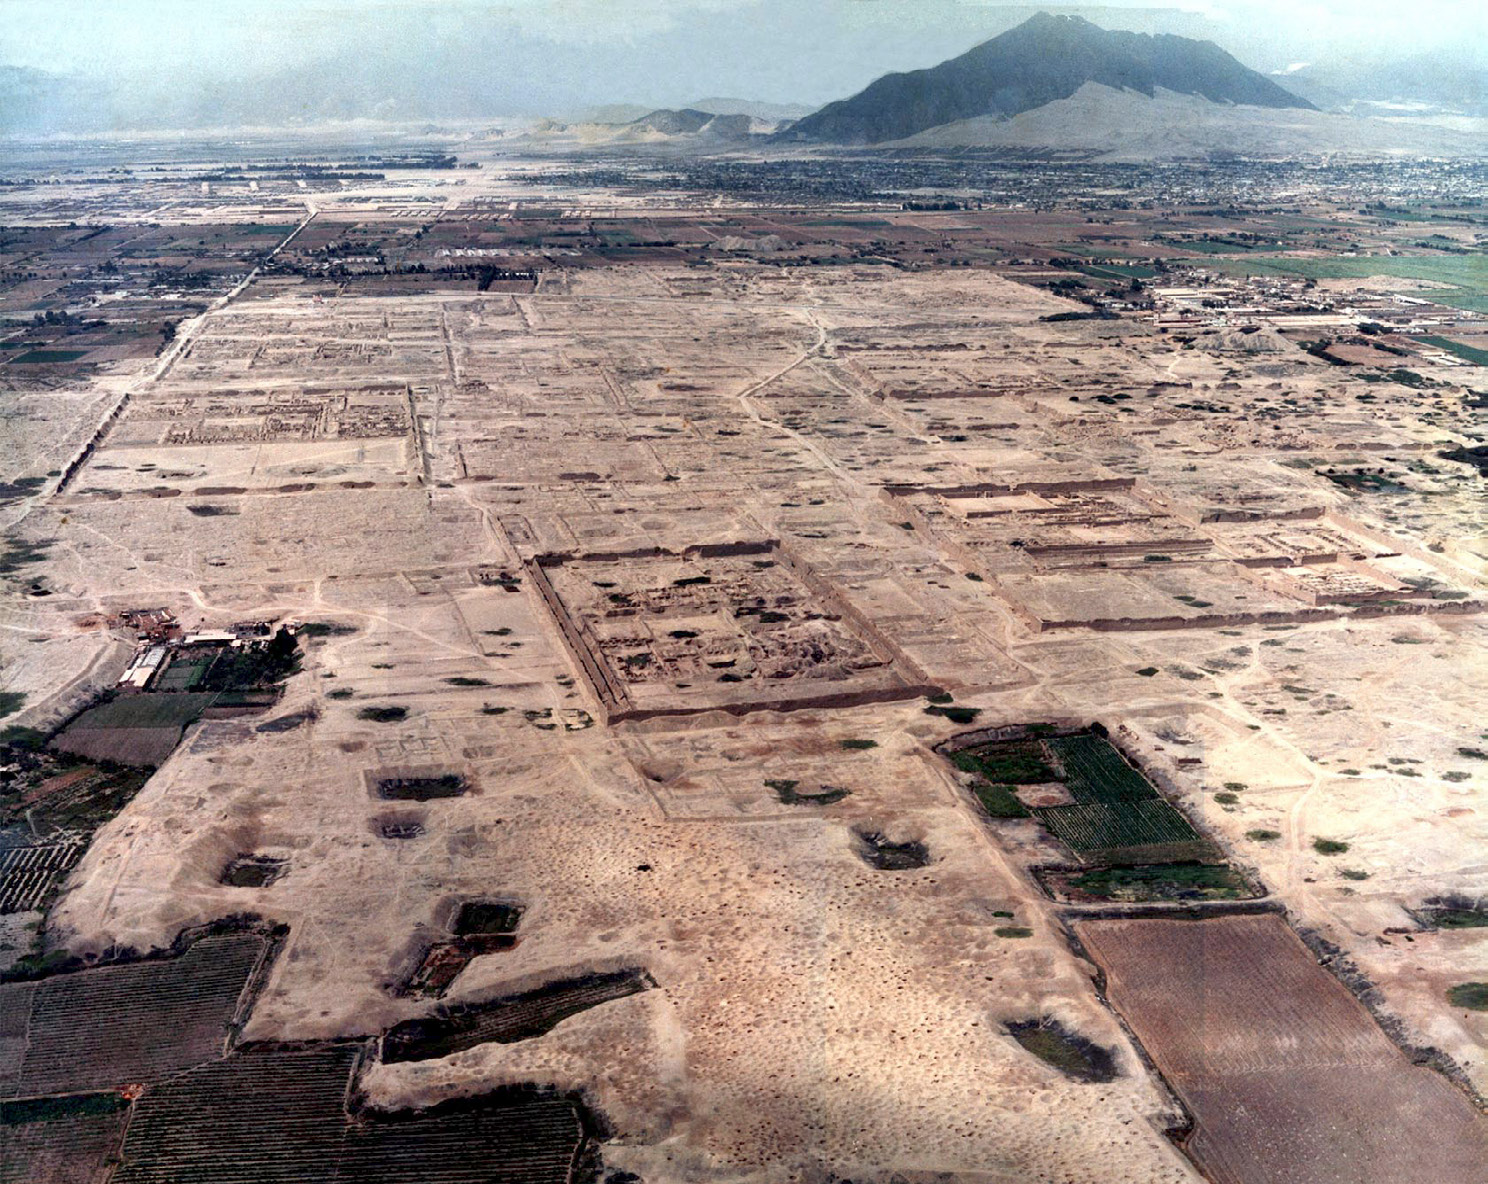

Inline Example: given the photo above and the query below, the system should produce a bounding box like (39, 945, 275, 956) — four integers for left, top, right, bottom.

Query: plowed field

(1075, 914, 1487, 1184)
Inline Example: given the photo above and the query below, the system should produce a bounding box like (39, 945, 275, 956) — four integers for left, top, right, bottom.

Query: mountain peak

(782, 14, 1314, 145)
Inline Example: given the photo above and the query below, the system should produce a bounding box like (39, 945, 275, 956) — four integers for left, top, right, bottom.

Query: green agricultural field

(951, 730, 1211, 863)
(1056, 862, 1250, 903)
(67, 692, 222, 730)
(972, 782, 1029, 818)
(1047, 734, 1156, 803)
(1035, 798, 1202, 855)
(1417, 335, 1488, 366)
(1206, 254, 1488, 313)
(1077, 263, 1156, 281)
(952, 741, 1058, 784)
(1170, 237, 1273, 255)
(154, 657, 211, 692)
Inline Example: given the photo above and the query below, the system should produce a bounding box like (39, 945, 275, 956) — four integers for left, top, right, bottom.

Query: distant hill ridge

(782, 12, 1314, 145)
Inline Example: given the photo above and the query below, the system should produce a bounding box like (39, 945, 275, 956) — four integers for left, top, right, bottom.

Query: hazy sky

(4, 0, 1484, 114)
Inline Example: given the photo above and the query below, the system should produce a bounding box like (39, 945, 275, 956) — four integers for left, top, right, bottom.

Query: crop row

(116, 1043, 584, 1184)
(7, 933, 264, 1096)
(1034, 798, 1200, 854)
(0, 835, 88, 913)
(1046, 734, 1158, 804)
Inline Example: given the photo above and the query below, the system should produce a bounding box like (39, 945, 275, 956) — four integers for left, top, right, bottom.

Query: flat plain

(0, 144, 1486, 1184)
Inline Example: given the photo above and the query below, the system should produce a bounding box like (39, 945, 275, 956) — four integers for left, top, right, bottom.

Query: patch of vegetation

(855, 829, 929, 871)
(1313, 837, 1350, 856)
(1426, 902, 1488, 929)
(839, 738, 878, 750)
(1341, 869, 1371, 881)
(1418, 335, 1488, 365)
(1005, 1018, 1117, 1083)
(0, 724, 46, 750)
(326, 688, 354, 700)
(924, 704, 981, 724)
(767, 779, 850, 806)
(1247, 829, 1281, 842)
(972, 783, 1030, 819)
(926, 691, 954, 705)
(1446, 982, 1488, 1011)
(1060, 862, 1249, 903)
(1135, 667, 1159, 677)
(480, 705, 510, 716)
(357, 705, 408, 723)
(1214, 791, 1239, 805)
(444, 676, 491, 687)
(995, 926, 1033, 938)
(193, 627, 301, 692)
(298, 621, 357, 638)
(0, 690, 25, 719)
(0, 1092, 128, 1125)
(952, 742, 1057, 785)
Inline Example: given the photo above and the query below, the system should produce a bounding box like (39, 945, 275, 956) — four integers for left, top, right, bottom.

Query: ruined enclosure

(885, 479, 1478, 632)
(532, 545, 936, 721)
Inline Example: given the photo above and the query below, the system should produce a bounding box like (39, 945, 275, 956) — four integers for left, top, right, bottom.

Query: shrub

(1247, 829, 1281, 842)
(357, 706, 407, 723)
(1313, 838, 1350, 855)
(925, 705, 980, 724)
(1446, 982, 1488, 1011)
